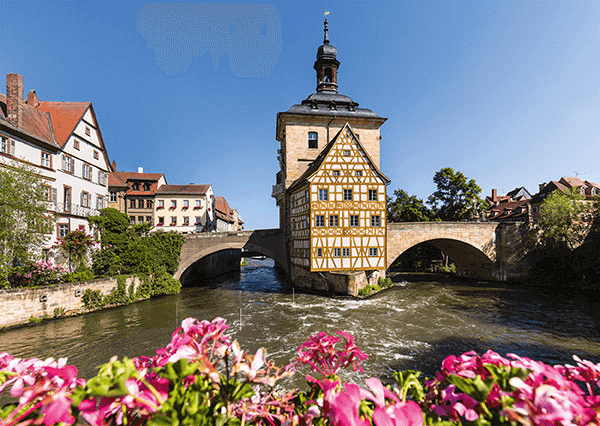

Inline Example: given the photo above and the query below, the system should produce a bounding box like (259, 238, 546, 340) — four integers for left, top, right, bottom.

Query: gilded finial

(323, 11, 330, 44)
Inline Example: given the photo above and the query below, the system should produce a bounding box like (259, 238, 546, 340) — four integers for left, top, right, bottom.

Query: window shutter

(62, 155, 67, 171)
(52, 188, 57, 202)
(10, 140, 15, 156)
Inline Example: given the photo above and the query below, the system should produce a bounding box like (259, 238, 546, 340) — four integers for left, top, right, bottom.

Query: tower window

(324, 68, 333, 83)
(308, 132, 318, 149)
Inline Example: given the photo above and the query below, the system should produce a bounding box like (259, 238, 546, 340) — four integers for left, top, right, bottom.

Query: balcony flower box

(194, 222, 200, 226)
(157, 206, 164, 210)
(170, 223, 176, 226)
(182, 206, 189, 210)
(182, 222, 189, 226)
(169, 207, 176, 210)
(193, 206, 201, 210)
(156, 222, 164, 226)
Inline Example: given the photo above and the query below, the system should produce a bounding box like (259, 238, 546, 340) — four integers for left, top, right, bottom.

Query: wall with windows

(287, 125, 387, 273)
(278, 117, 383, 189)
(154, 189, 215, 234)
(54, 109, 110, 243)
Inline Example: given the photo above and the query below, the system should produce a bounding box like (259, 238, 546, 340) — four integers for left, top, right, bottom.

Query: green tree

(386, 189, 433, 222)
(427, 167, 486, 221)
(526, 190, 597, 285)
(537, 189, 592, 250)
(0, 161, 54, 285)
(88, 208, 135, 256)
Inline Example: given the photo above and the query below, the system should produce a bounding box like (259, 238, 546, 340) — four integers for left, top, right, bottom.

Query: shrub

(103, 276, 133, 306)
(53, 307, 65, 318)
(63, 266, 95, 283)
(81, 289, 104, 310)
(91, 245, 122, 277)
(9, 260, 67, 288)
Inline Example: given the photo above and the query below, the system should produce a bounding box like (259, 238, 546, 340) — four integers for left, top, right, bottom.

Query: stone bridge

(387, 221, 527, 281)
(175, 229, 288, 280)
(176, 222, 527, 282)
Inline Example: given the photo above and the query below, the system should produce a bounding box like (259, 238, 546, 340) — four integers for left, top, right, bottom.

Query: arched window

(308, 132, 318, 149)
(324, 68, 333, 82)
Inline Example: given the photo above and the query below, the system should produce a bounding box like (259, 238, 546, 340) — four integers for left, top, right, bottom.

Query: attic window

(93, 150, 99, 160)
(85, 126, 91, 136)
(73, 140, 80, 150)
(343, 150, 351, 156)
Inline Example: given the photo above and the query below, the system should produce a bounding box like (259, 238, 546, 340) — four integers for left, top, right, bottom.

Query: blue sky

(2, 1, 599, 229)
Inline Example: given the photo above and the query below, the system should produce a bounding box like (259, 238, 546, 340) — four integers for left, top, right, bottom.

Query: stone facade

(387, 221, 528, 281)
(0, 276, 141, 328)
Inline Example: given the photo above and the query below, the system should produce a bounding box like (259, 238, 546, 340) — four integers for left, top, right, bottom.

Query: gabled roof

(108, 171, 128, 188)
(288, 122, 390, 192)
(155, 184, 211, 195)
(0, 93, 59, 149)
(559, 176, 586, 189)
(35, 101, 90, 148)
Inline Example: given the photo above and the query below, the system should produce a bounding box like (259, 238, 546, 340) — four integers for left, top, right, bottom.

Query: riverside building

(272, 20, 390, 292)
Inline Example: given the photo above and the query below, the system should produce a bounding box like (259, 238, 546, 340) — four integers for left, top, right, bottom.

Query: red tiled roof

(559, 177, 586, 189)
(35, 101, 90, 148)
(113, 171, 165, 182)
(108, 171, 128, 188)
(0, 93, 57, 148)
(487, 198, 529, 221)
(156, 184, 211, 195)
(215, 196, 231, 214)
(215, 196, 234, 223)
(585, 180, 600, 189)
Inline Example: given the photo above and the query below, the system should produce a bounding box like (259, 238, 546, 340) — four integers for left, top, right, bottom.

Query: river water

(1, 258, 599, 386)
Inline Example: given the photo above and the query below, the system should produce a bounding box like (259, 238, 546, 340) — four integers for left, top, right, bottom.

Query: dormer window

(308, 132, 318, 149)
(85, 126, 91, 136)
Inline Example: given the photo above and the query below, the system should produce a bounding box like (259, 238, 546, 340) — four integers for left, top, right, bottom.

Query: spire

(314, 17, 340, 93)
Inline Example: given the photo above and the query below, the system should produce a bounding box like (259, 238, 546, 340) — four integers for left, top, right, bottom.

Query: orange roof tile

(36, 101, 90, 147)
(0, 93, 57, 148)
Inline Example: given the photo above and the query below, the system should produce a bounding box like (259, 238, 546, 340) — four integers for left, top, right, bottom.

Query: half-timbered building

(274, 20, 390, 291)
(288, 123, 389, 272)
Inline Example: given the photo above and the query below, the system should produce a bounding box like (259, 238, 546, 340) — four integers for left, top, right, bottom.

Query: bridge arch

(176, 229, 288, 281)
(386, 222, 500, 280)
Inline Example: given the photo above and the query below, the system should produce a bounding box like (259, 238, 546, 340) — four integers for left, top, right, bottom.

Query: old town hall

(272, 19, 390, 292)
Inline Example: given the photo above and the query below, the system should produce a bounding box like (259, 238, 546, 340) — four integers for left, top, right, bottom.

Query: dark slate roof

(284, 91, 382, 118)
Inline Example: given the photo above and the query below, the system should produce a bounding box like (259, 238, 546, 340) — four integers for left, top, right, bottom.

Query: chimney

(137, 166, 144, 173)
(539, 182, 546, 192)
(491, 188, 497, 201)
(6, 73, 24, 128)
(26, 90, 39, 107)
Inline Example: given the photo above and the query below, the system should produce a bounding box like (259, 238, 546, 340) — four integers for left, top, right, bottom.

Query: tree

(427, 167, 486, 221)
(386, 189, 433, 222)
(526, 190, 597, 285)
(0, 161, 54, 285)
(537, 189, 592, 250)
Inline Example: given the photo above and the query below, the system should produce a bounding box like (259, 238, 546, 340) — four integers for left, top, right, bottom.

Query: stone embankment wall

(291, 265, 385, 296)
(0, 276, 140, 329)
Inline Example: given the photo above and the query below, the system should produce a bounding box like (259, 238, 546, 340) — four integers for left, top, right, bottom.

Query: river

(1, 258, 599, 386)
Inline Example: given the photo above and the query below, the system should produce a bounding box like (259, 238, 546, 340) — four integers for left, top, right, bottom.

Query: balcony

(48, 202, 100, 218)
